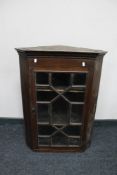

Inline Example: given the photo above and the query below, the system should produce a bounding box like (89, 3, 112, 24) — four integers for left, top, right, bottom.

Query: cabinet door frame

(28, 57, 95, 151)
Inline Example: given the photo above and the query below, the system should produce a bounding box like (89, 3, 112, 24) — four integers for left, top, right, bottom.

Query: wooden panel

(16, 45, 107, 55)
(84, 56, 104, 144)
(28, 57, 94, 72)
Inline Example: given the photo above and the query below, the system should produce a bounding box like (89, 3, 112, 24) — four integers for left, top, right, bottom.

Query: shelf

(36, 85, 86, 92)
(36, 101, 50, 104)
(36, 101, 85, 104)
(69, 122, 82, 126)
(37, 122, 82, 126)
(71, 85, 86, 89)
(70, 102, 84, 104)
(38, 135, 51, 138)
(36, 84, 50, 87)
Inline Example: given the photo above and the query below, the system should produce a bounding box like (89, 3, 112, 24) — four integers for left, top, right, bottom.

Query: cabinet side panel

(83, 56, 104, 145)
(80, 62, 95, 147)
(19, 53, 34, 148)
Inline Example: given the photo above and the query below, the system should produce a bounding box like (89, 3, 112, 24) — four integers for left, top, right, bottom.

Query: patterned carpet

(0, 120, 117, 175)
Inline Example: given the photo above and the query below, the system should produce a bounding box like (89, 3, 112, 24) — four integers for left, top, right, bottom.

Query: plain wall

(0, 0, 117, 119)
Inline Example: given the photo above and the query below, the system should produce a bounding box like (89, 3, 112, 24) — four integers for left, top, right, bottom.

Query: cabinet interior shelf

(36, 101, 85, 104)
(37, 122, 82, 126)
(38, 135, 81, 138)
(36, 84, 86, 90)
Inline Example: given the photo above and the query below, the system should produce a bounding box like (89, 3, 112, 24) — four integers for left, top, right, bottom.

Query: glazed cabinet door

(28, 57, 94, 151)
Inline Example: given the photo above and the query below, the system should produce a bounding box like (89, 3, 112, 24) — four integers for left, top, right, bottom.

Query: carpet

(0, 120, 117, 175)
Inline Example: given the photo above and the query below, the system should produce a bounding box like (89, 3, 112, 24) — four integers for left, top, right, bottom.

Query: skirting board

(0, 118, 117, 126)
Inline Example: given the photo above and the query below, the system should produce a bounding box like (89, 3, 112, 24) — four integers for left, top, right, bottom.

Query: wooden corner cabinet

(16, 45, 107, 152)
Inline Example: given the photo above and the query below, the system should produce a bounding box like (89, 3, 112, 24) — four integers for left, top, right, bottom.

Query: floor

(0, 120, 117, 175)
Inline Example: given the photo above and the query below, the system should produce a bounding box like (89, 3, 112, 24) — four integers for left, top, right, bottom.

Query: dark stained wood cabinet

(16, 45, 107, 152)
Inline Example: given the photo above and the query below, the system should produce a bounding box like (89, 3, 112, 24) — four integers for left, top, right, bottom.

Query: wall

(0, 0, 117, 119)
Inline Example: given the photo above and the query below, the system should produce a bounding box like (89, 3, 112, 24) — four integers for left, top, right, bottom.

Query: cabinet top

(16, 45, 107, 55)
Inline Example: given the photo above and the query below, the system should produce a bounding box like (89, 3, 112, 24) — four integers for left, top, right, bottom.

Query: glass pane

(38, 125, 56, 136)
(71, 104, 83, 123)
(39, 136, 50, 145)
(52, 132, 68, 145)
(69, 137, 80, 146)
(37, 90, 57, 101)
(52, 73, 70, 88)
(37, 104, 49, 123)
(35, 72, 87, 147)
(64, 91, 85, 102)
(36, 72, 49, 85)
(52, 97, 69, 124)
(73, 73, 86, 85)
(63, 126, 81, 136)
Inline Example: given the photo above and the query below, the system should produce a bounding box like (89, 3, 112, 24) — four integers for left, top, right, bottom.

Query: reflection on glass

(37, 104, 49, 123)
(52, 132, 68, 145)
(69, 137, 80, 145)
(71, 104, 83, 123)
(39, 136, 50, 145)
(52, 97, 69, 124)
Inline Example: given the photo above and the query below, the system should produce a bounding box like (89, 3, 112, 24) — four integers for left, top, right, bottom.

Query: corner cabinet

(16, 45, 107, 152)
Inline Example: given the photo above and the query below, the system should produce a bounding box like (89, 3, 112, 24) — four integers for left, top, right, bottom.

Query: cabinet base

(27, 141, 91, 153)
